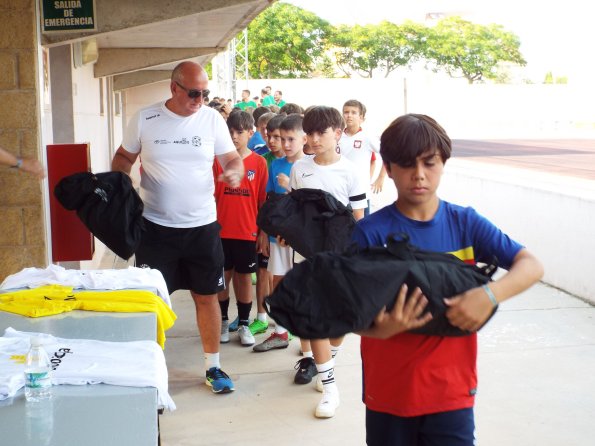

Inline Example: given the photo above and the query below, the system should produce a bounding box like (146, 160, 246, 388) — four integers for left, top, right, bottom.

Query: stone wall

(0, 0, 47, 281)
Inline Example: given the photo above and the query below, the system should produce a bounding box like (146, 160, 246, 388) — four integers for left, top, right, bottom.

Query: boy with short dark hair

(248, 106, 272, 152)
(252, 113, 306, 353)
(339, 99, 386, 216)
(214, 111, 268, 347)
(290, 105, 367, 419)
(253, 112, 276, 156)
(251, 113, 288, 336)
(352, 113, 543, 445)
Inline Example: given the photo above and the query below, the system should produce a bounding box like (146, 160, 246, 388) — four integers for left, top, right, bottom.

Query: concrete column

(49, 45, 75, 143)
(0, 0, 47, 280)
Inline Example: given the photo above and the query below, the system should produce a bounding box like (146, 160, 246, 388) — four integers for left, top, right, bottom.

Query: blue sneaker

(206, 367, 234, 394)
(228, 316, 239, 332)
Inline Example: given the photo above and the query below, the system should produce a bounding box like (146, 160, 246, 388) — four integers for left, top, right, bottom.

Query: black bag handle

(385, 233, 416, 259)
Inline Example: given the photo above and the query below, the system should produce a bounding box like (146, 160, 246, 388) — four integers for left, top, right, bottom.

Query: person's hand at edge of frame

(20, 157, 46, 180)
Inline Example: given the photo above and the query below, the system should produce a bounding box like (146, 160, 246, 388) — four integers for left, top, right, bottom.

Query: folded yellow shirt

(0, 285, 177, 349)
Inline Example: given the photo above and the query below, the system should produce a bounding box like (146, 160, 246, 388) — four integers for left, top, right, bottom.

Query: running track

(451, 139, 595, 181)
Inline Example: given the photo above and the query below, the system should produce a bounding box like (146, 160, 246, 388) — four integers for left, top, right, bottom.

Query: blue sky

(283, 0, 593, 83)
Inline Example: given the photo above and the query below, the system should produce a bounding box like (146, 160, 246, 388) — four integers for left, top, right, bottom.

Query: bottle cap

(30, 336, 44, 346)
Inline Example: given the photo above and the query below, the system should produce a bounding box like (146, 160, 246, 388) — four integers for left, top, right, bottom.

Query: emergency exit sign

(42, 0, 96, 32)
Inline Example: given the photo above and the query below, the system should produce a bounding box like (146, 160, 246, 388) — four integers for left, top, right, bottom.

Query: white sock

(331, 345, 341, 359)
(302, 350, 313, 358)
(316, 358, 336, 388)
(257, 312, 267, 323)
(204, 352, 220, 371)
(275, 324, 288, 335)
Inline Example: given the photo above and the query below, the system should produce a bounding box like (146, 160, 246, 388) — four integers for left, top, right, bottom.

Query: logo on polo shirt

(247, 170, 255, 181)
(354, 140, 362, 149)
(192, 136, 201, 147)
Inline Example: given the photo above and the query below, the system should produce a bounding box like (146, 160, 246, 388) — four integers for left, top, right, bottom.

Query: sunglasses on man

(175, 81, 209, 99)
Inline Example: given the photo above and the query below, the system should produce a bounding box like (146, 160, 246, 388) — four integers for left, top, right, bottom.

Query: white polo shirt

(122, 102, 235, 228)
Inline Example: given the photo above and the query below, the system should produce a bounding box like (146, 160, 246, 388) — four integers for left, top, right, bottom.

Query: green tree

(331, 21, 425, 78)
(424, 16, 526, 84)
(245, 2, 332, 78)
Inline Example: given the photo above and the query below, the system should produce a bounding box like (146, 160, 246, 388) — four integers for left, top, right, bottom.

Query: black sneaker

(294, 357, 317, 384)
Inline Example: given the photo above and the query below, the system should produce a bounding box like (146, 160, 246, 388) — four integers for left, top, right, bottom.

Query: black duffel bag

(265, 234, 498, 339)
(256, 188, 356, 258)
(54, 171, 144, 260)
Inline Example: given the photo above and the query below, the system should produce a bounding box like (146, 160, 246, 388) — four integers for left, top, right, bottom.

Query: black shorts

(135, 219, 225, 295)
(221, 238, 257, 274)
(257, 253, 269, 269)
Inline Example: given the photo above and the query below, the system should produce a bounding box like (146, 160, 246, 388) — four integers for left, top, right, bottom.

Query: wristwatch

(11, 157, 23, 169)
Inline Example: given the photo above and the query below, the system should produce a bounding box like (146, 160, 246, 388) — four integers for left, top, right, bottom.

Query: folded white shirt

(0, 327, 175, 411)
(0, 265, 171, 307)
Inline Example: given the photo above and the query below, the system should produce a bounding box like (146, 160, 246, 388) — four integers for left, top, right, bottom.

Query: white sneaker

(220, 319, 230, 344)
(315, 389, 340, 418)
(238, 325, 255, 346)
(315, 376, 323, 392)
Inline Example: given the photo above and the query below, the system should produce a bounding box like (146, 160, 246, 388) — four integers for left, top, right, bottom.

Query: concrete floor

(98, 154, 595, 445)
(154, 281, 595, 446)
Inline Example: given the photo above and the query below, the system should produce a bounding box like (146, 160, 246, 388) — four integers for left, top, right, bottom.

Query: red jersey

(361, 334, 476, 417)
(213, 152, 268, 241)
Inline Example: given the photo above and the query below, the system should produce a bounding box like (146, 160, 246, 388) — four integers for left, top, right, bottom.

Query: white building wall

(234, 78, 595, 140)
(68, 64, 125, 268)
(121, 77, 594, 300)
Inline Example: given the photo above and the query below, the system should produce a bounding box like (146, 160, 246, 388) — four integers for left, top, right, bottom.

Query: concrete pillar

(0, 0, 47, 281)
(49, 45, 75, 143)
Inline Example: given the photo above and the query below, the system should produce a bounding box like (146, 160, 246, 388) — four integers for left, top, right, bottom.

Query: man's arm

(216, 151, 244, 187)
(111, 146, 139, 175)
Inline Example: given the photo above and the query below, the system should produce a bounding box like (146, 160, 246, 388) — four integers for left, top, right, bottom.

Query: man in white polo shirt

(112, 61, 243, 394)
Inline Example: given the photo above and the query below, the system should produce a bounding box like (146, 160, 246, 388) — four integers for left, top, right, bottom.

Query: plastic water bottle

(24, 336, 52, 402)
(26, 396, 54, 446)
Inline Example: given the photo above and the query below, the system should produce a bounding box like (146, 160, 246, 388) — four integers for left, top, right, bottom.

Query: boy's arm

(256, 230, 270, 256)
(371, 164, 387, 194)
(444, 248, 544, 332)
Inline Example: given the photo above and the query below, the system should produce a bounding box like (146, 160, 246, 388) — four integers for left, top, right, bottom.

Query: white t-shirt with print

(338, 129, 380, 189)
(122, 102, 235, 228)
(289, 155, 367, 209)
(1, 328, 175, 411)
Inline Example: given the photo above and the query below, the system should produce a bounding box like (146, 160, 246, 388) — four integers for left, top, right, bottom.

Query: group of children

(212, 99, 543, 443)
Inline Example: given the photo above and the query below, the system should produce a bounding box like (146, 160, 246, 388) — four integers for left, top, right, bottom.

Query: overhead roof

(41, 0, 273, 89)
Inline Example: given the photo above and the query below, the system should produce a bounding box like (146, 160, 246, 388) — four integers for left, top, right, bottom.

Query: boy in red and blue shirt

(352, 114, 543, 445)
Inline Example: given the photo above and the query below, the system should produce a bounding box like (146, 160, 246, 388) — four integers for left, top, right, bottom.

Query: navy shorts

(221, 238, 257, 274)
(366, 407, 475, 446)
(135, 219, 225, 295)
